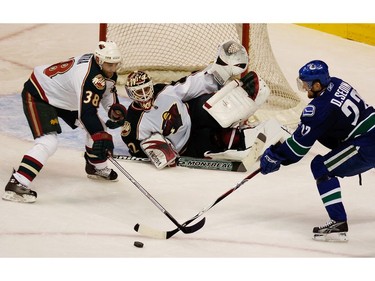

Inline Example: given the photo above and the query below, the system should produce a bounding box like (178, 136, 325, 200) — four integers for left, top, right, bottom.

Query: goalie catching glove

(206, 40, 249, 85)
(91, 131, 114, 159)
(141, 133, 179, 169)
(106, 103, 127, 129)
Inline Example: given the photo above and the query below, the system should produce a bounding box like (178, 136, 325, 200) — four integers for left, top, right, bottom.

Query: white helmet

(94, 41, 122, 66)
(125, 71, 154, 110)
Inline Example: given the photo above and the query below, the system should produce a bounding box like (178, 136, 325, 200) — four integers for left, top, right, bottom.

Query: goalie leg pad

(141, 133, 179, 169)
(205, 118, 290, 162)
(243, 118, 291, 156)
(203, 81, 259, 128)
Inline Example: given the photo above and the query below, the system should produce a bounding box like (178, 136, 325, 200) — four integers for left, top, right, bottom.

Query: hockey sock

(317, 176, 347, 222)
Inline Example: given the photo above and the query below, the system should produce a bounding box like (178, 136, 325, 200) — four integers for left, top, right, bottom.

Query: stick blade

(179, 217, 206, 234)
(134, 217, 206, 239)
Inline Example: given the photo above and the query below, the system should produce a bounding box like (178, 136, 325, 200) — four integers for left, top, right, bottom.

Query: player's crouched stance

(260, 60, 375, 242)
(3, 41, 125, 203)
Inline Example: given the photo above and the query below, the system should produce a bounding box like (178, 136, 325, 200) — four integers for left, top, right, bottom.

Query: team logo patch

(162, 103, 182, 135)
(121, 121, 131, 137)
(302, 105, 315, 117)
(92, 74, 106, 90)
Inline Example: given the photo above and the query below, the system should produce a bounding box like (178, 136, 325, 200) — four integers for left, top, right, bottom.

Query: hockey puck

(134, 241, 144, 248)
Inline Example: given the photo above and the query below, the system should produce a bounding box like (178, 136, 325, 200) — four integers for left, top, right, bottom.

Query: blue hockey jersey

(275, 77, 375, 165)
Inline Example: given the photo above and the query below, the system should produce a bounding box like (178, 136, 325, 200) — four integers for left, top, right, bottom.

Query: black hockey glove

(106, 103, 127, 129)
(108, 103, 127, 121)
(105, 119, 125, 129)
(91, 131, 114, 159)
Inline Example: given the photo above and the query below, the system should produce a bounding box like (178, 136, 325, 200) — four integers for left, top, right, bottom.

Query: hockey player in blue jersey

(260, 60, 375, 242)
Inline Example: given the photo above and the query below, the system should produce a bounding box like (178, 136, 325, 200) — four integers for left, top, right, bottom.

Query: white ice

(1, 23, 375, 279)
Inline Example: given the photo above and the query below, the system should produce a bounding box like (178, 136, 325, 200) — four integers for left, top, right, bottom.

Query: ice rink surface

(1, 22, 375, 280)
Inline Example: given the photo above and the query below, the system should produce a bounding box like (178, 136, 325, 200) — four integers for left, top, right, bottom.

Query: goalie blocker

(203, 71, 270, 128)
(141, 133, 179, 169)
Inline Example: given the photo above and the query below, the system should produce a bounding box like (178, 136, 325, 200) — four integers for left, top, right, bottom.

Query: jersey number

(83, 91, 100, 107)
(341, 90, 361, 126)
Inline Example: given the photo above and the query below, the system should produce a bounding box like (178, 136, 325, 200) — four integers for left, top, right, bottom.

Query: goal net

(99, 23, 305, 127)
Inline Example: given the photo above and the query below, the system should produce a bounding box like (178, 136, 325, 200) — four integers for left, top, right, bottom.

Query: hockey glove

(105, 119, 125, 129)
(260, 145, 285, 175)
(106, 103, 127, 129)
(91, 131, 114, 159)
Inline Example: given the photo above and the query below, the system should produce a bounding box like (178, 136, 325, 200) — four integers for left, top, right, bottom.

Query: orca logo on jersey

(121, 121, 131, 137)
(92, 74, 106, 90)
(302, 105, 315, 117)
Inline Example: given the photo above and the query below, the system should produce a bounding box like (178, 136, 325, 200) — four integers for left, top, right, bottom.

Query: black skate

(312, 219, 348, 242)
(2, 171, 37, 203)
(85, 154, 118, 182)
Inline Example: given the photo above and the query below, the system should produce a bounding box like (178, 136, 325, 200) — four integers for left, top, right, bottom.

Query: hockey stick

(113, 155, 247, 172)
(108, 157, 206, 234)
(134, 132, 266, 239)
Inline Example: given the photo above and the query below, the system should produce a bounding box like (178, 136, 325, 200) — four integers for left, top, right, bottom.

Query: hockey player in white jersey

(116, 40, 276, 169)
(3, 41, 127, 203)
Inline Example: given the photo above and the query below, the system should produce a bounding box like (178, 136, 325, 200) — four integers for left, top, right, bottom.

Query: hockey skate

(2, 171, 37, 203)
(312, 219, 348, 242)
(85, 154, 118, 182)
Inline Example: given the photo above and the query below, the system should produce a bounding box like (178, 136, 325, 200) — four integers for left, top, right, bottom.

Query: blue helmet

(298, 60, 331, 87)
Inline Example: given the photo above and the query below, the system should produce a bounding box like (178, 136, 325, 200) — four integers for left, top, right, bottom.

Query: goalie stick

(108, 157, 206, 235)
(113, 155, 247, 172)
(134, 132, 266, 239)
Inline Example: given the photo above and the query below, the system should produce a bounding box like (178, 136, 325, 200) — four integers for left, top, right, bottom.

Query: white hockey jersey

(27, 53, 118, 135)
(121, 71, 220, 156)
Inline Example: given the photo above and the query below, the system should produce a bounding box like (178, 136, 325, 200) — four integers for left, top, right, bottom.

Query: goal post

(99, 23, 305, 127)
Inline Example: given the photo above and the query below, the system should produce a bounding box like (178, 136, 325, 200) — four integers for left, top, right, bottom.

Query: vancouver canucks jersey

(276, 77, 375, 164)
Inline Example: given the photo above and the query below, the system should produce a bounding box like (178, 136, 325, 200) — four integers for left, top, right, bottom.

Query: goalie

(114, 40, 284, 169)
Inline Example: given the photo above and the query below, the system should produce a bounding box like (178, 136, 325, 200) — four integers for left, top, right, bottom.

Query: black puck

(134, 241, 144, 248)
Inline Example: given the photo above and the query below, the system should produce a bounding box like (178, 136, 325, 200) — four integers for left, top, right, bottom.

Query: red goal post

(99, 23, 304, 127)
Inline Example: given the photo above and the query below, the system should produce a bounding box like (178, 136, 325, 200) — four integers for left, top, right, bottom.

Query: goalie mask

(125, 71, 154, 110)
(207, 40, 249, 85)
(94, 41, 122, 68)
(217, 40, 249, 75)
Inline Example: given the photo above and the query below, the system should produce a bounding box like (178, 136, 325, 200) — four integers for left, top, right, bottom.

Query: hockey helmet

(94, 41, 122, 66)
(125, 71, 154, 110)
(297, 60, 330, 91)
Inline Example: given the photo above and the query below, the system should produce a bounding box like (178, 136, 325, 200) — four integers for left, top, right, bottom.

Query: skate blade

(87, 175, 119, 182)
(2, 191, 36, 203)
(313, 232, 348, 242)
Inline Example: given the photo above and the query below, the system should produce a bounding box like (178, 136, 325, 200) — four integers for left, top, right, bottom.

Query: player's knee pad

(34, 133, 59, 157)
(311, 155, 329, 181)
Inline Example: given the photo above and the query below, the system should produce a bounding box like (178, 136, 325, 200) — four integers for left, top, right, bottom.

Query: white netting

(102, 23, 305, 127)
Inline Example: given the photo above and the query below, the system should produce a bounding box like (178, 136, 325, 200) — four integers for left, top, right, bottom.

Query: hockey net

(99, 23, 305, 127)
